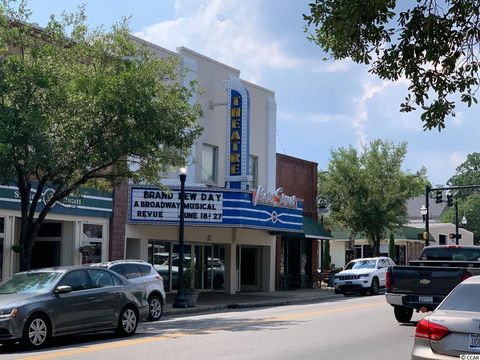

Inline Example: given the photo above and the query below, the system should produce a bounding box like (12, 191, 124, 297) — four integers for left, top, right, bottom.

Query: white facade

(121, 39, 285, 294)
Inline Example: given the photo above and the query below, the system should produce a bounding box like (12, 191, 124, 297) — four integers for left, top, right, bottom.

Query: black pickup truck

(385, 245, 480, 323)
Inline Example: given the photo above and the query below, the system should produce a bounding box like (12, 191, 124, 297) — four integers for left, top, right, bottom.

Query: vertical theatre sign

(224, 76, 251, 190)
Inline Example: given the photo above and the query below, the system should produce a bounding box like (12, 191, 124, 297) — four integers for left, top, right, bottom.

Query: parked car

(386, 245, 480, 323)
(411, 275, 480, 359)
(94, 260, 166, 321)
(334, 257, 395, 296)
(0, 266, 148, 348)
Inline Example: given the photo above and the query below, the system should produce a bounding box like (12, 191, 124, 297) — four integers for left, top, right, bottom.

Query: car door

(86, 269, 125, 327)
(377, 259, 388, 286)
(51, 269, 98, 334)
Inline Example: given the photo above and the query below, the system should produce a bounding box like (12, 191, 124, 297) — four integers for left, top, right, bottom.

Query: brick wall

(276, 153, 320, 286)
(110, 181, 128, 260)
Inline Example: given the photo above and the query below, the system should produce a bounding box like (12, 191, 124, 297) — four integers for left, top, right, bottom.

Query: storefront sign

(224, 76, 250, 190)
(252, 186, 297, 209)
(129, 185, 303, 233)
(130, 187, 223, 223)
(0, 184, 112, 218)
(229, 90, 242, 176)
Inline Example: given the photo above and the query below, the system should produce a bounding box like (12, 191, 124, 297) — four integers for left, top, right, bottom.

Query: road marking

(20, 300, 384, 360)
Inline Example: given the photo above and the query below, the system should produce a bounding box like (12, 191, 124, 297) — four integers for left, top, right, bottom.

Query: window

(202, 144, 218, 183)
(122, 264, 142, 279)
(88, 269, 114, 288)
(138, 264, 152, 276)
(59, 270, 90, 291)
(249, 155, 258, 189)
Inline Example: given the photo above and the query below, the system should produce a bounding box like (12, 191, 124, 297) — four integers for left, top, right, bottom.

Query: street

(0, 295, 426, 360)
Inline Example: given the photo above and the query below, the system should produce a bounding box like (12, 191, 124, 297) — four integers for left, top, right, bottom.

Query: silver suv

(94, 260, 166, 321)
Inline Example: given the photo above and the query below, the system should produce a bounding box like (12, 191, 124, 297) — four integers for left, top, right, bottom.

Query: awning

(302, 216, 333, 239)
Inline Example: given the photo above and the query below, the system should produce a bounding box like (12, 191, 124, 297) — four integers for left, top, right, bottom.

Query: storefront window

(148, 241, 171, 291)
(81, 224, 103, 264)
(202, 144, 218, 183)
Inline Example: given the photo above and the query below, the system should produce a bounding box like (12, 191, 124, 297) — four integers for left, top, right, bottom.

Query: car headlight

(358, 274, 369, 278)
(0, 308, 17, 318)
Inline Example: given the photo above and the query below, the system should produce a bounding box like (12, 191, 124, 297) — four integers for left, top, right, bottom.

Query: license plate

(418, 296, 433, 303)
(469, 334, 480, 350)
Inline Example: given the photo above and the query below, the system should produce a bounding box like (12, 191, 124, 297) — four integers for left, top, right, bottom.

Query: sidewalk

(163, 288, 342, 317)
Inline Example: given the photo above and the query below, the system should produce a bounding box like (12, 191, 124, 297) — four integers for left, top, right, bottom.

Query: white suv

(94, 260, 166, 321)
(334, 257, 395, 296)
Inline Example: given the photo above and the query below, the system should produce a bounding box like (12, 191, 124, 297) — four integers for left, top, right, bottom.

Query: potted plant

(183, 265, 199, 307)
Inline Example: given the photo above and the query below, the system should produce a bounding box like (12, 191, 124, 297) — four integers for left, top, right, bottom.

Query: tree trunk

(373, 235, 381, 257)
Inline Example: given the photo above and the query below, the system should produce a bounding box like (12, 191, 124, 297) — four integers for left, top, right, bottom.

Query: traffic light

(435, 190, 443, 203)
(446, 193, 453, 206)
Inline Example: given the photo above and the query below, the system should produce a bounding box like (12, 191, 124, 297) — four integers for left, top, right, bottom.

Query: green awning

(302, 216, 333, 239)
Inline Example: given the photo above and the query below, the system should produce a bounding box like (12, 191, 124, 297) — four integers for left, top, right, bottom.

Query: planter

(185, 291, 199, 307)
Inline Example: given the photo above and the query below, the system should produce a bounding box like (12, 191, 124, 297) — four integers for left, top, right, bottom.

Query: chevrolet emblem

(420, 279, 431, 285)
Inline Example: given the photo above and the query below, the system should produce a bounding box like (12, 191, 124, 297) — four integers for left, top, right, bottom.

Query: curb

(163, 294, 341, 317)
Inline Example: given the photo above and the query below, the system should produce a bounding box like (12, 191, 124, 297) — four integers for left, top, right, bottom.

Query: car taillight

(462, 270, 471, 282)
(415, 319, 450, 341)
(386, 269, 391, 291)
(155, 274, 163, 281)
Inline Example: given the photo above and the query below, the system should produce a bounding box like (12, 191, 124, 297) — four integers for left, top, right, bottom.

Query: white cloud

(134, 0, 303, 82)
(134, 0, 352, 82)
(278, 110, 348, 124)
(311, 58, 354, 73)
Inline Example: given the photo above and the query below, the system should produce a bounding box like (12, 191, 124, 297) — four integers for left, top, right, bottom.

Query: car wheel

(148, 295, 163, 321)
(394, 306, 413, 323)
(23, 314, 50, 348)
(370, 277, 379, 295)
(116, 306, 138, 336)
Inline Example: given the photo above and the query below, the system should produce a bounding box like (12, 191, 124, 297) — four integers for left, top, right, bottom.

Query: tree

(443, 153, 480, 243)
(323, 239, 331, 269)
(322, 139, 425, 256)
(447, 153, 480, 196)
(388, 232, 396, 262)
(304, 0, 480, 130)
(0, 1, 203, 270)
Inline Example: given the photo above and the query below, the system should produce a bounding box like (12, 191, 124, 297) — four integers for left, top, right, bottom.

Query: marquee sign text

(131, 188, 223, 223)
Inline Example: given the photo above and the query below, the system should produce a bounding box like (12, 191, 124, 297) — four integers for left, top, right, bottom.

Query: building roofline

(177, 46, 240, 74)
(129, 35, 180, 58)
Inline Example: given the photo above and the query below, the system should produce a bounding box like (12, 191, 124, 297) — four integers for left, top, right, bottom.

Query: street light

(173, 167, 188, 308)
(461, 213, 467, 226)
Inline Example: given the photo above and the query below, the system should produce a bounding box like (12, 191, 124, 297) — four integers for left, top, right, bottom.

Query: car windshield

(0, 271, 63, 294)
(344, 260, 376, 270)
(421, 247, 480, 261)
(437, 283, 480, 312)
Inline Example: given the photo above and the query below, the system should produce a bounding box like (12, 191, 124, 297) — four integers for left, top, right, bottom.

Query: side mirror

(54, 285, 72, 294)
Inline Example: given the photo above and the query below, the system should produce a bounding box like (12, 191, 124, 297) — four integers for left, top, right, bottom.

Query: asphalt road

(0, 294, 426, 360)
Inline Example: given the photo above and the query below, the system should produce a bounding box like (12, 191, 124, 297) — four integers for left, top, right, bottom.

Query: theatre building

(110, 40, 303, 294)
(0, 185, 112, 281)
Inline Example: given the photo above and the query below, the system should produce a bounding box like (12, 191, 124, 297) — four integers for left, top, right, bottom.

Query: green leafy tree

(0, 1, 203, 270)
(323, 239, 331, 269)
(304, 0, 480, 130)
(443, 154, 480, 243)
(447, 153, 480, 198)
(322, 139, 425, 256)
(388, 232, 396, 262)
(441, 195, 480, 245)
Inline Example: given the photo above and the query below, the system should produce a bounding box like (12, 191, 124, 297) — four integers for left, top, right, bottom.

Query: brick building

(276, 154, 332, 290)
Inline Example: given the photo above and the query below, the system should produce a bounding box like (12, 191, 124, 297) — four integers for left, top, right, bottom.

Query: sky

(25, 0, 480, 186)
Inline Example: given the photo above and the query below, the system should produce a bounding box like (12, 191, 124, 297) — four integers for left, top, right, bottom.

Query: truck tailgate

(390, 266, 465, 296)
